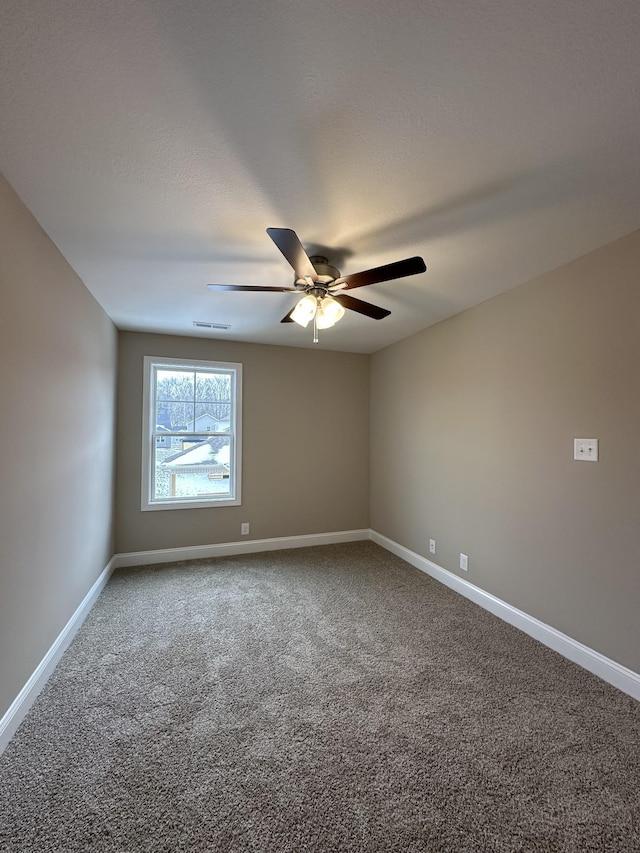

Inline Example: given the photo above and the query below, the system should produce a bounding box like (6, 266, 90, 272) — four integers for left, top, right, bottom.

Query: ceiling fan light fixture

(316, 295, 345, 329)
(290, 293, 317, 327)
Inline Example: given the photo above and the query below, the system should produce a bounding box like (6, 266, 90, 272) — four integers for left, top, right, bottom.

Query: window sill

(141, 497, 242, 511)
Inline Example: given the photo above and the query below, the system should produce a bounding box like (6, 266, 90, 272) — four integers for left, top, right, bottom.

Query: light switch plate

(574, 438, 598, 462)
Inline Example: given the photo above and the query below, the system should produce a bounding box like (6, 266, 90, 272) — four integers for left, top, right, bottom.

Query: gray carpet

(1, 541, 639, 852)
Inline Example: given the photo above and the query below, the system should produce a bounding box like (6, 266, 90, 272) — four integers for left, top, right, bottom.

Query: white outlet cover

(574, 438, 599, 462)
(460, 553, 468, 571)
(429, 539, 436, 554)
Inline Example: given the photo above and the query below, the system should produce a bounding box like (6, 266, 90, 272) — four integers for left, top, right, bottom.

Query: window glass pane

(192, 402, 231, 432)
(195, 371, 230, 403)
(153, 436, 232, 500)
(156, 369, 195, 401)
(157, 401, 195, 432)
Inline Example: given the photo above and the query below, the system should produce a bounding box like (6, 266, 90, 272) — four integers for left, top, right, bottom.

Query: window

(142, 356, 242, 510)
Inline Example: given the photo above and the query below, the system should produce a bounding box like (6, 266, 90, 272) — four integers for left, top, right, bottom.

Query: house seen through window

(142, 356, 242, 510)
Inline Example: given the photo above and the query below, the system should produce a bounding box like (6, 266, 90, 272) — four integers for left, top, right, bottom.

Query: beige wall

(0, 174, 117, 718)
(116, 332, 369, 553)
(371, 230, 640, 673)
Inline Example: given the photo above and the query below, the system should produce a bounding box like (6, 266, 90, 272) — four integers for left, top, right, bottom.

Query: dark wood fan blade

(333, 256, 426, 291)
(266, 228, 318, 281)
(207, 284, 297, 292)
(333, 293, 391, 320)
(280, 308, 295, 323)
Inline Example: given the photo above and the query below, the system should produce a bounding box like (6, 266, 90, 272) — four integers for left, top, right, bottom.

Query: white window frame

(141, 356, 242, 511)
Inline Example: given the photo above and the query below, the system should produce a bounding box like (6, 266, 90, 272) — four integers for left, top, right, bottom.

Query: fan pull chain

(313, 310, 319, 344)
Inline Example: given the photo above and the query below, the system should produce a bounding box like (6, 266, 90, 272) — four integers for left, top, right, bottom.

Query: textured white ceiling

(2, 1, 640, 352)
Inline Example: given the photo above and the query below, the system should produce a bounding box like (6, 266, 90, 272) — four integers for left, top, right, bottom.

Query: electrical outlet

(241, 522, 250, 535)
(459, 553, 468, 572)
(429, 539, 436, 555)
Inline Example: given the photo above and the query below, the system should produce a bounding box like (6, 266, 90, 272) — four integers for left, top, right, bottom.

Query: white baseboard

(113, 528, 370, 569)
(0, 557, 117, 756)
(370, 530, 640, 702)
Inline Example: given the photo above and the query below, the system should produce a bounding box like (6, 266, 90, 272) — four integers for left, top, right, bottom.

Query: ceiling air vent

(193, 321, 231, 331)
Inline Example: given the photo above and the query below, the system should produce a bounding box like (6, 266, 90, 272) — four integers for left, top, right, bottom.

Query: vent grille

(193, 321, 231, 331)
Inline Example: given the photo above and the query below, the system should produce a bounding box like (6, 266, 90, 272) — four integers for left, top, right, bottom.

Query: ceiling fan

(207, 228, 426, 342)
